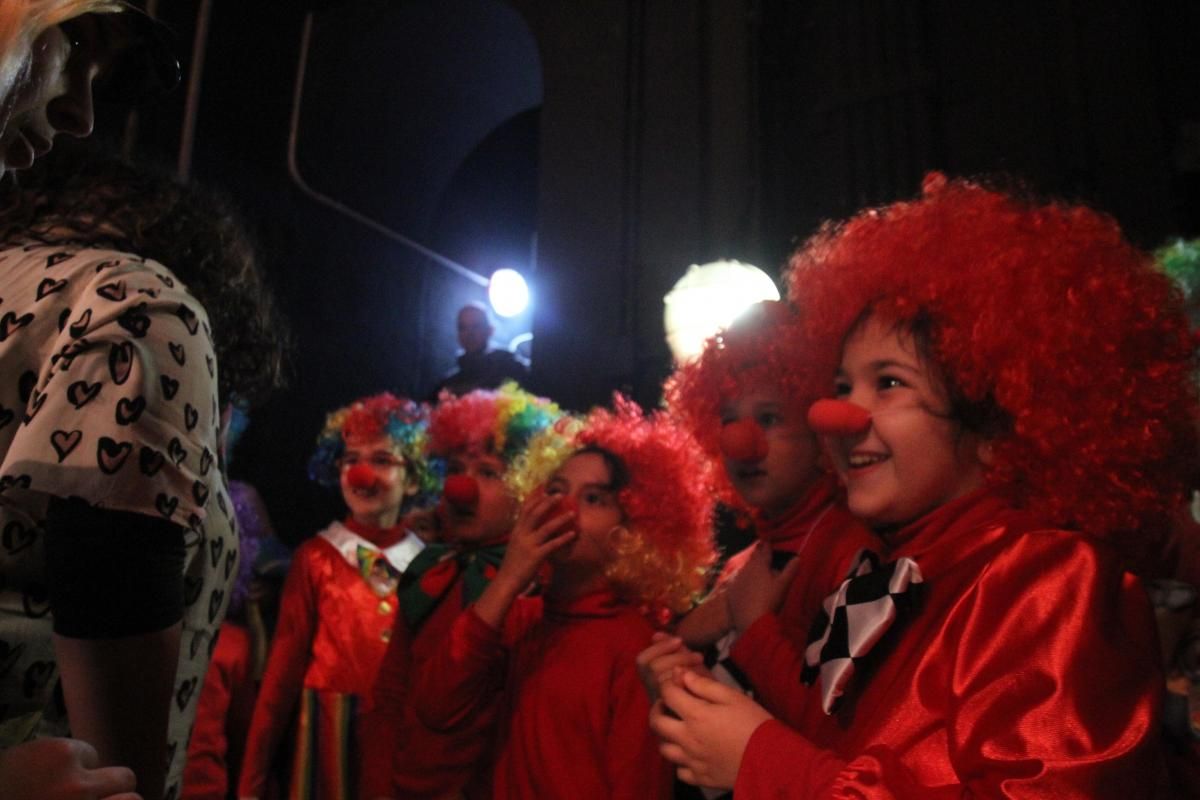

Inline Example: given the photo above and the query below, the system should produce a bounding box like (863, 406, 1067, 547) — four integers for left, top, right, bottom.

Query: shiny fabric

(238, 520, 421, 799)
(724, 476, 881, 727)
(413, 590, 672, 800)
(734, 490, 1166, 798)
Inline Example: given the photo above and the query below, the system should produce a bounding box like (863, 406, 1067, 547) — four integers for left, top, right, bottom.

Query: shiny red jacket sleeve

(734, 533, 1163, 799)
(237, 543, 320, 798)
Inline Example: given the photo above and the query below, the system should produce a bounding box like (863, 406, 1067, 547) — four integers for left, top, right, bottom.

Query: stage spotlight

(489, 268, 530, 318)
(663, 260, 779, 364)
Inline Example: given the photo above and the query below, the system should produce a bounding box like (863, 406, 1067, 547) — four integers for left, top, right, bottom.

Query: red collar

(343, 516, 408, 548)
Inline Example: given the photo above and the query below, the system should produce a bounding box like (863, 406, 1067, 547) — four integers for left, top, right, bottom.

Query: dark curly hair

(0, 139, 288, 406)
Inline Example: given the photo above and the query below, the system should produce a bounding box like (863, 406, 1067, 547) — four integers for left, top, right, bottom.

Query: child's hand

(649, 669, 773, 790)
(497, 493, 577, 591)
(0, 737, 141, 800)
(636, 632, 705, 703)
(674, 587, 734, 647)
(726, 542, 801, 634)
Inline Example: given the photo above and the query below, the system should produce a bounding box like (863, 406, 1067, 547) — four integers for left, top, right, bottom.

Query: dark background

(103, 0, 1200, 543)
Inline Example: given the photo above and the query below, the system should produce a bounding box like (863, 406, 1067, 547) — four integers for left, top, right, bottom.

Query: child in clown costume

(363, 382, 562, 799)
(412, 397, 717, 799)
(650, 174, 1199, 798)
(640, 301, 878, 736)
(238, 393, 440, 800)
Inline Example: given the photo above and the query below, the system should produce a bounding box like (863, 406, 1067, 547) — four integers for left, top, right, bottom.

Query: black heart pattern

(93, 258, 121, 272)
(217, 490, 229, 519)
(108, 342, 133, 385)
(139, 446, 165, 476)
(188, 630, 209, 660)
(52, 338, 89, 370)
(22, 661, 54, 698)
(0, 311, 34, 342)
(23, 390, 46, 424)
(0, 640, 25, 678)
(68, 308, 91, 338)
(66, 380, 101, 409)
(36, 277, 67, 300)
(97, 437, 132, 474)
(207, 588, 225, 623)
(184, 403, 198, 431)
(208, 536, 224, 568)
(224, 548, 237, 580)
(176, 303, 198, 335)
(45, 252, 71, 268)
(205, 355, 214, 378)
(22, 583, 49, 618)
(155, 493, 178, 519)
(183, 575, 202, 606)
(57, 307, 70, 332)
(50, 429, 82, 462)
(168, 437, 187, 467)
(192, 480, 209, 506)
(96, 281, 127, 302)
(0, 405, 13, 430)
(174, 677, 197, 711)
(136, 287, 160, 299)
(161, 375, 179, 400)
(116, 395, 146, 425)
(2, 520, 36, 554)
(117, 303, 150, 338)
(17, 371, 36, 404)
(199, 447, 213, 476)
(0, 474, 32, 493)
(169, 342, 186, 366)
(157, 273, 176, 288)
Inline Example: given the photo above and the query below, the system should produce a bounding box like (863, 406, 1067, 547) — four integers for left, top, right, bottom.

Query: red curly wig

(787, 172, 1200, 540)
(664, 301, 824, 506)
(577, 397, 718, 622)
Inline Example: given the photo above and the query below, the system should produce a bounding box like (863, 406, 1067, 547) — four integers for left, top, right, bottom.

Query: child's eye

(755, 411, 782, 428)
(877, 374, 906, 391)
(833, 380, 852, 398)
(476, 465, 501, 480)
(582, 489, 611, 507)
(446, 460, 466, 475)
(545, 483, 566, 497)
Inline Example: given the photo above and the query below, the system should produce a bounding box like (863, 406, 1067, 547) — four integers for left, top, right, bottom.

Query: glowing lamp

(489, 268, 530, 318)
(443, 474, 480, 508)
(807, 399, 872, 436)
(663, 260, 780, 364)
(719, 419, 768, 462)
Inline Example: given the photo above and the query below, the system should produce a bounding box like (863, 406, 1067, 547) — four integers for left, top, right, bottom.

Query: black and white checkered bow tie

(801, 549, 923, 714)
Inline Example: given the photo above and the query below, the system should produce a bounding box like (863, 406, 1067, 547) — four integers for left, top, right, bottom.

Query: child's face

(829, 315, 987, 527)
(719, 389, 821, 518)
(544, 451, 623, 572)
(441, 449, 517, 545)
(404, 507, 440, 543)
(339, 435, 415, 526)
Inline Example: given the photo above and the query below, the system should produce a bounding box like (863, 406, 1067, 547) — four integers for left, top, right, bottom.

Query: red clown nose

(807, 399, 871, 436)
(443, 474, 480, 508)
(345, 463, 378, 490)
(719, 419, 768, 462)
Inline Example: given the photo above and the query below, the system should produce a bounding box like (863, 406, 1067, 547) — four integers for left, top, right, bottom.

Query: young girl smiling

(650, 174, 1199, 797)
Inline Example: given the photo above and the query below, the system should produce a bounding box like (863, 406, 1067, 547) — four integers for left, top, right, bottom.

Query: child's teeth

(849, 454, 885, 467)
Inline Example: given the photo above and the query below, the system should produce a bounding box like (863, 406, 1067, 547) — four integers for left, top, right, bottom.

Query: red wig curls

(664, 300, 822, 504)
(787, 173, 1200, 539)
(576, 396, 718, 623)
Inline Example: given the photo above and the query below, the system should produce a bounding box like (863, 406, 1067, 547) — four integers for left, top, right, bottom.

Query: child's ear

(976, 439, 996, 467)
(404, 475, 420, 496)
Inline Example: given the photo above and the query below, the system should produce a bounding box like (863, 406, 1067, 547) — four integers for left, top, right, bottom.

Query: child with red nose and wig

(238, 393, 441, 800)
(649, 173, 1200, 798)
(410, 397, 717, 799)
(638, 301, 878, 738)
(362, 382, 563, 799)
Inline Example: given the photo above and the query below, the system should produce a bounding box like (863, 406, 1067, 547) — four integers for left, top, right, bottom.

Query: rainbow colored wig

(787, 172, 1200, 539)
(428, 382, 563, 466)
(664, 300, 820, 505)
(308, 392, 442, 510)
(508, 396, 718, 623)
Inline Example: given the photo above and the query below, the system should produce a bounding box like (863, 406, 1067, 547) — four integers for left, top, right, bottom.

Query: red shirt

(182, 622, 255, 800)
(721, 476, 880, 727)
(414, 590, 673, 800)
(734, 491, 1165, 798)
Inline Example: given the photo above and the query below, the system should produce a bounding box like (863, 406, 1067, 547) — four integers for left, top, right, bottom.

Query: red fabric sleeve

(411, 607, 509, 733)
(606, 646, 674, 800)
(727, 610, 812, 724)
(359, 624, 410, 799)
(237, 544, 320, 798)
(734, 720, 846, 799)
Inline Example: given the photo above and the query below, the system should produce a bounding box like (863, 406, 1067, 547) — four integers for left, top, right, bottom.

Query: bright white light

(489, 269, 530, 318)
(663, 260, 780, 364)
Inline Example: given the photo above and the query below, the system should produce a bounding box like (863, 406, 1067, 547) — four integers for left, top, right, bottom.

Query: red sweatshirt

(414, 590, 673, 800)
(717, 476, 879, 728)
(733, 491, 1166, 798)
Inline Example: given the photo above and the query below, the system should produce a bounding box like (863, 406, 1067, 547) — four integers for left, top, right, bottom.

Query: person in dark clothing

(428, 303, 528, 400)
